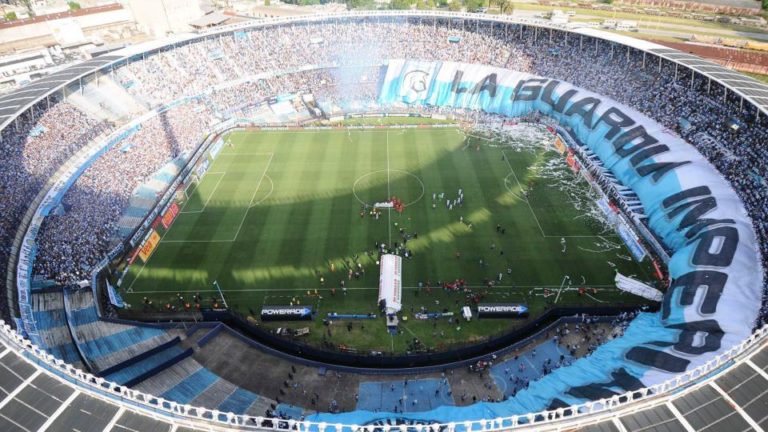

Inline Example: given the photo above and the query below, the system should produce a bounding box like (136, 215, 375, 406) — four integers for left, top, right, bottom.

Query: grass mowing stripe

(121, 126, 656, 352)
(294, 131, 333, 272)
(230, 153, 273, 241)
(502, 149, 546, 237)
(180, 172, 226, 214)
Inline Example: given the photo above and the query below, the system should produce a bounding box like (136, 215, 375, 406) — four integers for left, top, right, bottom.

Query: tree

(347, 0, 375, 9)
(464, 0, 483, 11)
(19, 0, 33, 16)
(390, 0, 412, 10)
(448, 0, 461, 10)
(67, 1, 81, 10)
(4, 12, 17, 21)
(264, 0, 271, 6)
(496, 0, 513, 14)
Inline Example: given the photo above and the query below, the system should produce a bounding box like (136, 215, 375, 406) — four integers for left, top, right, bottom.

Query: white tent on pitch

(378, 254, 402, 314)
(615, 272, 663, 302)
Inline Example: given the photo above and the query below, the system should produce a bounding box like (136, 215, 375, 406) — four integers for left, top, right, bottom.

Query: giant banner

(310, 60, 763, 425)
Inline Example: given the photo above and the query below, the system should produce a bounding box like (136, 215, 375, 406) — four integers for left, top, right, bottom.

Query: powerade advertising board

(307, 60, 763, 427)
(477, 303, 529, 318)
(260, 305, 313, 321)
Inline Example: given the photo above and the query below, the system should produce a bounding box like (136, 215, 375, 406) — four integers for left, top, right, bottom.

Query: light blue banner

(308, 60, 762, 427)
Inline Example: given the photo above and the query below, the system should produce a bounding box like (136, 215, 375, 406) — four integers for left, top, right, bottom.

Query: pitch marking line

(249, 175, 274, 208)
(180, 172, 226, 214)
(231, 153, 273, 242)
(128, 156, 272, 290)
(217, 152, 275, 156)
(501, 150, 614, 240)
(133, 284, 618, 294)
(502, 149, 546, 238)
(163, 176, 275, 243)
(251, 128, 458, 134)
(386, 131, 392, 245)
(502, 173, 526, 202)
(181, 171, 226, 202)
(352, 170, 425, 208)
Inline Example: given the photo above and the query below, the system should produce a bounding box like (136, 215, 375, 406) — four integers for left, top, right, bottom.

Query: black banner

(260, 305, 313, 321)
(477, 303, 529, 319)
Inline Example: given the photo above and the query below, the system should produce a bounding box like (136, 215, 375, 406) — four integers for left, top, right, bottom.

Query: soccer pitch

(121, 124, 655, 352)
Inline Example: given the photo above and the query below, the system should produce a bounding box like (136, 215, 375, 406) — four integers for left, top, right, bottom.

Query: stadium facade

(0, 10, 766, 431)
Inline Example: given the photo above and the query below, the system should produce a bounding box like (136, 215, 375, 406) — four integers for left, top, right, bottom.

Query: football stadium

(0, 9, 766, 432)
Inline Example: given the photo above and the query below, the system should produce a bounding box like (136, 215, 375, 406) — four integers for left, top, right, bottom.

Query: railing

(0, 15, 766, 429)
(0, 318, 765, 431)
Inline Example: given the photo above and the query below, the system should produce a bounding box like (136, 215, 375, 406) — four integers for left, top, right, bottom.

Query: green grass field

(120, 125, 655, 353)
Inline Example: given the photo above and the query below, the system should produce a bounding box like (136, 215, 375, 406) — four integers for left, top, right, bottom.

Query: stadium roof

(0, 55, 122, 130)
(188, 12, 232, 29)
(2, 11, 768, 133)
(0, 325, 765, 431)
(573, 27, 768, 112)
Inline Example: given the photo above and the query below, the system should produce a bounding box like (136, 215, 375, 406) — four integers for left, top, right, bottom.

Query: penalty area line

(126, 156, 271, 290)
(501, 149, 546, 238)
(231, 153, 273, 242)
(179, 172, 226, 214)
(163, 176, 274, 244)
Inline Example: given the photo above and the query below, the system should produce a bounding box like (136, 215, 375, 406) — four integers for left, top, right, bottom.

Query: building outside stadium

(0, 10, 766, 431)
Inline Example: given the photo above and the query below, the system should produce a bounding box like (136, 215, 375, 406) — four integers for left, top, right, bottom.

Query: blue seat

(79, 326, 166, 360)
(68, 305, 101, 327)
(161, 368, 219, 404)
(218, 388, 259, 414)
(104, 345, 185, 385)
(32, 309, 65, 331)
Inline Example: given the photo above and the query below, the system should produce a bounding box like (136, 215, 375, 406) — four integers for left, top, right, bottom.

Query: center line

(386, 131, 392, 245)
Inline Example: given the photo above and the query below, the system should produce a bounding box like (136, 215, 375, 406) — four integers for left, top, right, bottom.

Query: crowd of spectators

(516, 27, 768, 324)
(0, 18, 766, 325)
(33, 104, 215, 284)
(0, 99, 112, 320)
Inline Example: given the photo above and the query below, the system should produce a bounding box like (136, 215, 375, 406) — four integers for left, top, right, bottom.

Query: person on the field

(561, 237, 566, 253)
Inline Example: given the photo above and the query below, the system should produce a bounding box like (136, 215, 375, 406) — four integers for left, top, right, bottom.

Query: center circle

(352, 169, 425, 208)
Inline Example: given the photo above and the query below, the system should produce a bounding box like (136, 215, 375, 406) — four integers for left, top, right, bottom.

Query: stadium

(0, 9, 766, 432)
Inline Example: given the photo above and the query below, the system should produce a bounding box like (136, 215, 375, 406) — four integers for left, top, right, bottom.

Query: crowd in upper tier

(0, 18, 765, 325)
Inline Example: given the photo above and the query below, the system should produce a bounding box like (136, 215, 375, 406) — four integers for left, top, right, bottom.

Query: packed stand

(33, 104, 215, 284)
(0, 100, 111, 319)
(0, 17, 765, 326)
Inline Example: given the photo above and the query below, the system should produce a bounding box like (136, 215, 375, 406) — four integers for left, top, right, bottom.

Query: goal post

(182, 176, 199, 201)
